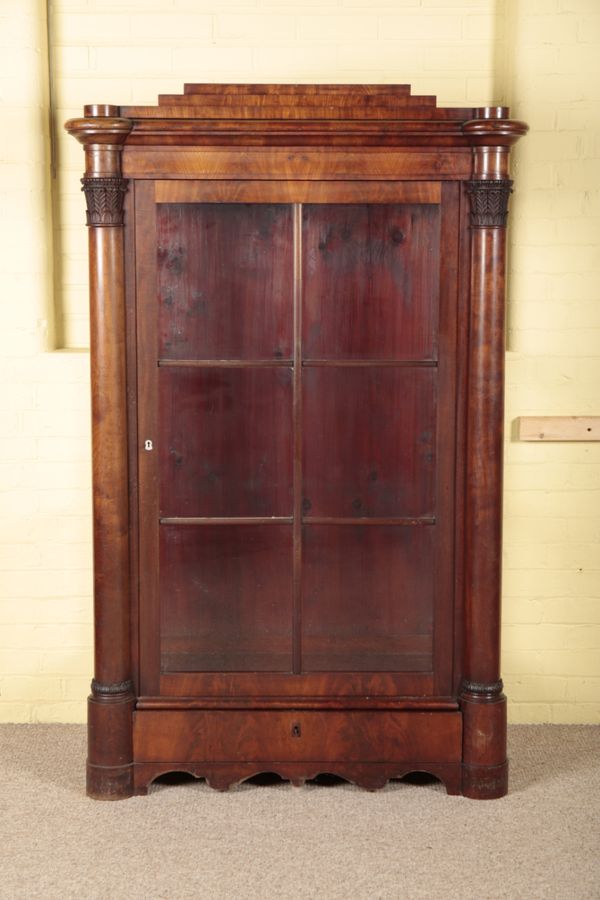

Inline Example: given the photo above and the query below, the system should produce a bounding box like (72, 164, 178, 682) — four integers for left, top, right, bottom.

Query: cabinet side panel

(431, 182, 460, 696)
(125, 185, 140, 695)
(136, 182, 161, 696)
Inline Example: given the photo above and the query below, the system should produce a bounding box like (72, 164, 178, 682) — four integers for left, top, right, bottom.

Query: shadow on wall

(492, 0, 523, 352)
(47, 0, 518, 350)
(46, 2, 65, 350)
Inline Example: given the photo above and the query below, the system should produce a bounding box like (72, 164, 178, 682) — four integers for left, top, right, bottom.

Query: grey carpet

(0, 725, 598, 900)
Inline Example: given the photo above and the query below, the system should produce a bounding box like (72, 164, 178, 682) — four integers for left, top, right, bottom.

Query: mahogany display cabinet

(66, 84, 527, 800)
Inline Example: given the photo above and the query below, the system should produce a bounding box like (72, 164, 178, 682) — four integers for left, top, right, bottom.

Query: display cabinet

(66, 84, 527, 800)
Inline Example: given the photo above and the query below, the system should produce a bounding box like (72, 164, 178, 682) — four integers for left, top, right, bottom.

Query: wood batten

(65, 109, 135, 800)
(461, 108, 528, 800)
(518, 416, 600, 441)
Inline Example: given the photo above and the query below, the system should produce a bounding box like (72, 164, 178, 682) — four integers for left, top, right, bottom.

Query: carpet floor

(0, 724, 598, 900)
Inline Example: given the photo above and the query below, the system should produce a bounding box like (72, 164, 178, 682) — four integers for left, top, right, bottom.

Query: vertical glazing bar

(292, 203, 303, 674)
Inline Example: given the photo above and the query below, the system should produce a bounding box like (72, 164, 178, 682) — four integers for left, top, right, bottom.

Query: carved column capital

(81, 176, 129, 227)
(466, 179, 513, 228)
(65, 113, 132, 226)
(81, 175, 128, 227)
(463, 110, 527, 231)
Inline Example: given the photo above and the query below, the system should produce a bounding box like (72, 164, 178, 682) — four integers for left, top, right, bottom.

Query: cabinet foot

(460, 684, 508, 799)
(87, 691, 134, 799)
(461, 760, 508, 800)
(87, 762, 134, 800)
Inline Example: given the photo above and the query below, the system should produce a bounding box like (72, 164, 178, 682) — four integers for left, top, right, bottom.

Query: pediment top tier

(67, 83, 528, 151)
(120, 83, 483, 121)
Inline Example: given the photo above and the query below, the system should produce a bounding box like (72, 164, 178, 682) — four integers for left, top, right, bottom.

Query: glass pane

(159, 367, 293, 517)
(302, 367, 436, 518)
(302, 525, 434, 672)
(302, 204, 440, 360)
(157, 203, 293, 360)
(160, 525, 293, 672)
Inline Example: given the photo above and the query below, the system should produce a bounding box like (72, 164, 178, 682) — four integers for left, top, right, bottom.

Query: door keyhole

(291, 723, 301, 738)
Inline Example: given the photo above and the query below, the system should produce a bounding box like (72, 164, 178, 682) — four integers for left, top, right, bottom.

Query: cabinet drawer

(134, 710, 461, 764)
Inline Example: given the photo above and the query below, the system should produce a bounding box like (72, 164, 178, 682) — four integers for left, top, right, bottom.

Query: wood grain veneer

(66, 84, 527, 801)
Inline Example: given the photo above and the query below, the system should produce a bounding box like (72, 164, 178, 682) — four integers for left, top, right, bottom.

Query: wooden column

(461, 109, 527, 799)
(65, 108, 134, 799)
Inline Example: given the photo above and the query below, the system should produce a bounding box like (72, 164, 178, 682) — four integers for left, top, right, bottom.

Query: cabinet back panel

(302, 367, 436, 519)
(302, 204, 439, 360)
(157, 203, 293, 360)
(160, 524, 293, 673)
(302, 525, 433, 672)
(159, 367, 293, 518)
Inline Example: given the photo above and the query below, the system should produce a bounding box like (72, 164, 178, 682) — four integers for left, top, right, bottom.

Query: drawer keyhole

(291, 723, 301, 738)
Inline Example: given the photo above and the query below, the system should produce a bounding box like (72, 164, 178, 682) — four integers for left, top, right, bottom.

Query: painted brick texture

(502, 0, 600, 723)
(0, 0, 598, 723)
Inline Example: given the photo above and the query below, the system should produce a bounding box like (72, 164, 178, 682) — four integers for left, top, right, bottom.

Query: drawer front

(134, 710, 462, 764)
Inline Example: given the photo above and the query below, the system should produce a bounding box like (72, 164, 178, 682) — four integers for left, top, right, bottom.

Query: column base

(87, 686, 134, 800)
(462, 759, 508, 800)
(87, 761, 134, 800)
(460, 680, 508, 798)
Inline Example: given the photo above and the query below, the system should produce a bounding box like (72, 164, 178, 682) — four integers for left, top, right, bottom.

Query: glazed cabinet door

(135, 180, 460, 703)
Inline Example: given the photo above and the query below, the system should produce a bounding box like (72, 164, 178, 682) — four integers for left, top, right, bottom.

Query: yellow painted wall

(0, 0, 598, 723)
(501, 0, 600, 722)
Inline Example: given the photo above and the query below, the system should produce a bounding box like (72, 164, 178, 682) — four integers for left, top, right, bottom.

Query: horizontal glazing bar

(158, 359, 293, 368)
(302, 359, 438, 367)
(305, 517, 436, 525)
(158, 359, 438, 368)
(160, 517, 294, 525)
(159, 516, 435, 526)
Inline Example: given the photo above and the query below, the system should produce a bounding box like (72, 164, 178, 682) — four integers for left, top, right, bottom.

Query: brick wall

(0, 1, 93, 721)
(0, 0, 598, 722)
(501, 0, 600, 722)
(53, 0, 500, 348)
